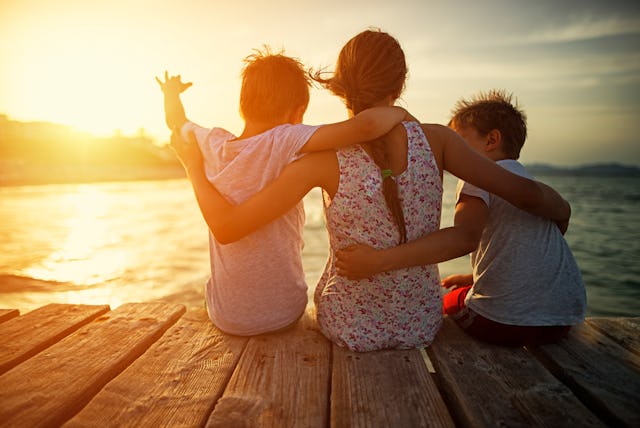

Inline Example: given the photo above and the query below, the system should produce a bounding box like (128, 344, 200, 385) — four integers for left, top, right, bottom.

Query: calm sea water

(0, 174, 638, 316)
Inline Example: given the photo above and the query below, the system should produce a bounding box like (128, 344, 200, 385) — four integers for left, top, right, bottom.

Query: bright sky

(1, 0, 639, 166)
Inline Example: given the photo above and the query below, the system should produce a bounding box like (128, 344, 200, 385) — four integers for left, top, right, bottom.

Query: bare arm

(171, 129, 334, 244)
(429, 124, 571, 222)
(155, 71, 192, 130)
(336, 195, 488, 279)
(299, 107, 414, 153)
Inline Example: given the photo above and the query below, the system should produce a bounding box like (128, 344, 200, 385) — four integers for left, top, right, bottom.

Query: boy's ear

(486, 129, 502, 151)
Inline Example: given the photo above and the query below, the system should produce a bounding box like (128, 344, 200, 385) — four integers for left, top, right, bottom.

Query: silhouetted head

(449, 90, 527, 160)
(240, 47, 310, 124)
(315, 29, 410, 243)
(314, 29, 407, 113)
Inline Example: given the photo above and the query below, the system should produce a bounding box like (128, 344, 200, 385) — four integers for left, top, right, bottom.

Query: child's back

(181, 51, 317, 335)
(443, 90, 586, 345)
(160, 48, 409, 335)
(187, 123, 315, 335)
(458, 159, 585, 326)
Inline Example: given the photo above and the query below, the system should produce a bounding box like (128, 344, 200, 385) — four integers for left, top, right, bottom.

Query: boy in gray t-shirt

(440, 90, 586, 346)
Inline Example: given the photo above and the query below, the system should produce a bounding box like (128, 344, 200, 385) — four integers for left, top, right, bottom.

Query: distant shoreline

(526, 163, 640, 177)
(0, 164, 186, 187)
(1, 162, 638, 188)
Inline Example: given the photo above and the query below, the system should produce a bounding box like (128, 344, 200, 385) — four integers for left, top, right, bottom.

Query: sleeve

(180, 121, 225, 183)
(456, 179, 490, 206)
(276, 124, 320, 161)
(180, 121, 211, 148)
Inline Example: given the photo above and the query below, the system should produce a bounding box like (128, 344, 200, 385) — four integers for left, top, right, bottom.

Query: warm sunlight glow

(23, 186, 130, 285)
(1, 0, 638, 164)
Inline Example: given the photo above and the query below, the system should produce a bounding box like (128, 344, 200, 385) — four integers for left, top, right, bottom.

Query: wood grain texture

(0, 308, 19, 324)
(0, 302, 185, 428)
(428, 317, 604, 428)
(331, 345, 455, 428)
(65, 308, 247, 428)
(586, 317, 640, 356)
(531, 321, 640, 427)
(206, 309, 331, 428)
(0, 303, 109, 375)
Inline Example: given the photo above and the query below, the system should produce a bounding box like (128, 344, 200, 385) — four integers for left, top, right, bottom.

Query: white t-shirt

(457, 159, 586, 326)
(182, 121, 319, 335)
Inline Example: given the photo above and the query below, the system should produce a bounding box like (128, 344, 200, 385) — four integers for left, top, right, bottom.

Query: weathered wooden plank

(531, 321, 640, 428)
(586, 317, 640, 356)
(206, 309, 331, 427)
(0, 302, 185, 428)
(0, 303, 109, 375)
(428, 317, 604, 428)
(0, 308, 19, 323)
(65, 307, 247, 427)
(331, 345, 455, 428)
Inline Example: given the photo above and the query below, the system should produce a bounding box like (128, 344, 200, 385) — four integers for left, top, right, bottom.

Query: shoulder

(270, 123, 320, 138)
(421, 123, 458, 140)
(420, 123, 462, 153)
(497, 159, 532, 179)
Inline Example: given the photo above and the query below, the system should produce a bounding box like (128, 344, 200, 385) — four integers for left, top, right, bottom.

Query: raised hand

(155, 71, 193, 95)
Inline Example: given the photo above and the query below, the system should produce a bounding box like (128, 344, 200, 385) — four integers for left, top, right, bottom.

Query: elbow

(520, 182, 571, 222)
(458, 228, 481, 256)
(210, 227, 240, 245)
(212, 232, 234, 245)
(560, 199, 571, 221)
(517, 182, 545, 213)
(209, 222, 248, 245)
(358, 114, 379, 140)
(461, 235, 480, 255)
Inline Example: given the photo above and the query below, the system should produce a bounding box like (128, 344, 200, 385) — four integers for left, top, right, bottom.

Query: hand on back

(440, 273, 474, 289)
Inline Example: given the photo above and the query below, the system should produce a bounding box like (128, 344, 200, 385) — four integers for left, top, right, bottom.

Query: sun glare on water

(23, 186, 131, 285)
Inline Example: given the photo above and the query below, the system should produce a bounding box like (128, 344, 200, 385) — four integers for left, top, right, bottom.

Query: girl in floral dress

(171, 29, 570, 351)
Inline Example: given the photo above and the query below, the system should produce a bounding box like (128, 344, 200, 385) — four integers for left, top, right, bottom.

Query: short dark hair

(449, 90, 527, 159)
(239, 47, 310, 123)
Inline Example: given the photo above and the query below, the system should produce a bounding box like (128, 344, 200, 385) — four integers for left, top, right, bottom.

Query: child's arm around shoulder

(298, 106, 413, 153)
(428, 124, 571, 223)
(171, 129, 334, 244)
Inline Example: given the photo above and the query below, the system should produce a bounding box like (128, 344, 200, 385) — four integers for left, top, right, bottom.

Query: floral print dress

(314, 121, 443, 352)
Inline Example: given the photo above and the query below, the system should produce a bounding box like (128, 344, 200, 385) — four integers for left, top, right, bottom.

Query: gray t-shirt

(457, 159, 586, 326)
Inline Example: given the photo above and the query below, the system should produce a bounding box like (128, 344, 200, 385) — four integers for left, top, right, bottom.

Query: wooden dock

(0, 302, 638, 427)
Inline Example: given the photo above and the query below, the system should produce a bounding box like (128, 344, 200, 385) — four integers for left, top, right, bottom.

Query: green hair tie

(381, 169, 393, 179)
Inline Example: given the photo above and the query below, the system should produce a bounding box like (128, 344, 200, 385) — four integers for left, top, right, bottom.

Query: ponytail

(312, 29, 409, 244)
(368, 140, 407, 244)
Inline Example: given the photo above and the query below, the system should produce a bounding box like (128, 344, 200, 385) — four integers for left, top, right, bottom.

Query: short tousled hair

(449, 89, 527, 159)
(239, 47, 311, 123)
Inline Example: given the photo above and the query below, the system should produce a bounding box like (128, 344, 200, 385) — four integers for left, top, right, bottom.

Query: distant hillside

(525, 163, 640, 177)
(0, 114, 183, 186)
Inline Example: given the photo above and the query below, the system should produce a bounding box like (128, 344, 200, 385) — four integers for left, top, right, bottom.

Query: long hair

(313, 29, 408, 243)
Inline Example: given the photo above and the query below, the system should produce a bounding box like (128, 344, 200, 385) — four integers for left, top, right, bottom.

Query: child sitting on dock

(156, 48, 409, 336)
(440, 90, 586, 345)
(337, 90, 586, 346)
(169, 30, 572, 352)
